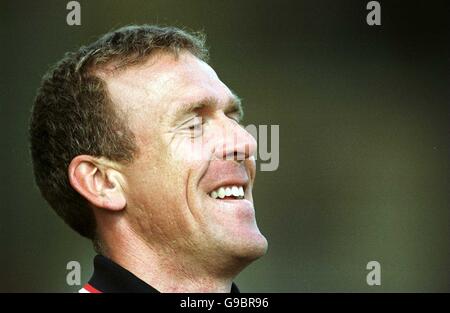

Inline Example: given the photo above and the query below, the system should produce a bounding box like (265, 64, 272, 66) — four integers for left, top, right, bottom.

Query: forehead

(101, 51, 234, 123)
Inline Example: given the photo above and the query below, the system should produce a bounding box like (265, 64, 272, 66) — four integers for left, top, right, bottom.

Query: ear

(68, 155, 126, 211)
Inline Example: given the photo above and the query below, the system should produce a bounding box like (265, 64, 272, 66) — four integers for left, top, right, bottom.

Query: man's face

(104, 51, 267, 268)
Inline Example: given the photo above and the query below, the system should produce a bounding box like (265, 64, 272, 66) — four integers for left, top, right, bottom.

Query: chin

(222, 229, 268, 262)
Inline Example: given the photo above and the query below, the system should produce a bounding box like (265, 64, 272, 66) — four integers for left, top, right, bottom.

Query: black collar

(87, 255, 240, 293)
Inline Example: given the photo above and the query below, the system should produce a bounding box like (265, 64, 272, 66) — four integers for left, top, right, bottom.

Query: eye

(227, 112, 242, 123)
(225, 106, 243, 123)
(188, 116, 203, 127)
(185, 116, 204, 137)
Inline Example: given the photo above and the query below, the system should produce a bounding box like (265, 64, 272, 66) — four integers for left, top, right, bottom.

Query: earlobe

(68, 155, 127, 212)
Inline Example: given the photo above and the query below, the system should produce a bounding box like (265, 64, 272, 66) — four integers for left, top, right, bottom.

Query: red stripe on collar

(83, 283, 102, 293)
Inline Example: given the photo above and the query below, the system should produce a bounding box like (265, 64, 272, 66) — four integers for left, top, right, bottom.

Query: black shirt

(80, 255, 240, 293)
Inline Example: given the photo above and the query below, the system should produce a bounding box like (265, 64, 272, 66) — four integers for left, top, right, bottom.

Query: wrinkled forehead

(99, 51, 233, 124)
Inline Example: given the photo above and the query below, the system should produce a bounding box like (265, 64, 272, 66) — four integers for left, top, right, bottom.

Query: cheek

(131, 139, 199, 205)
(169, 138, 207, 163)
(124, 159, 195, 235)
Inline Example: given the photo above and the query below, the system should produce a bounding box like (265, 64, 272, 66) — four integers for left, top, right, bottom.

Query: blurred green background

(1, 0, 448, 292)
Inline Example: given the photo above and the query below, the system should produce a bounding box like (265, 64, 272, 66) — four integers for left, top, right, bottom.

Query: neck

(98, 220, 235, 293)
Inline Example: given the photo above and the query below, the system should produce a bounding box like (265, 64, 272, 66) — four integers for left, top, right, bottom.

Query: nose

(213, 115, 257, 162)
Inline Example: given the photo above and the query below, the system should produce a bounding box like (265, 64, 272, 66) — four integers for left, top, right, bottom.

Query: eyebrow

(171, 94, 244, 125)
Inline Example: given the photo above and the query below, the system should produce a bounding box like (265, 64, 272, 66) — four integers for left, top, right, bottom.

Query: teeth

(209, 185, 245, 199)
(217, 187, 225, 199)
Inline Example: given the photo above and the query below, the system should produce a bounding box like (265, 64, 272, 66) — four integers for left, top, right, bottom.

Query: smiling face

(102, 51, 267, 272)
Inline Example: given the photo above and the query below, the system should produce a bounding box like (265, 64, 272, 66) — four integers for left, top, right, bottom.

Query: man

(29, 25, 268, 293)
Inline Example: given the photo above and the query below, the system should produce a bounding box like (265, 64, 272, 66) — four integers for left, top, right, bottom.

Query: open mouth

(208, 185, 245, 200)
